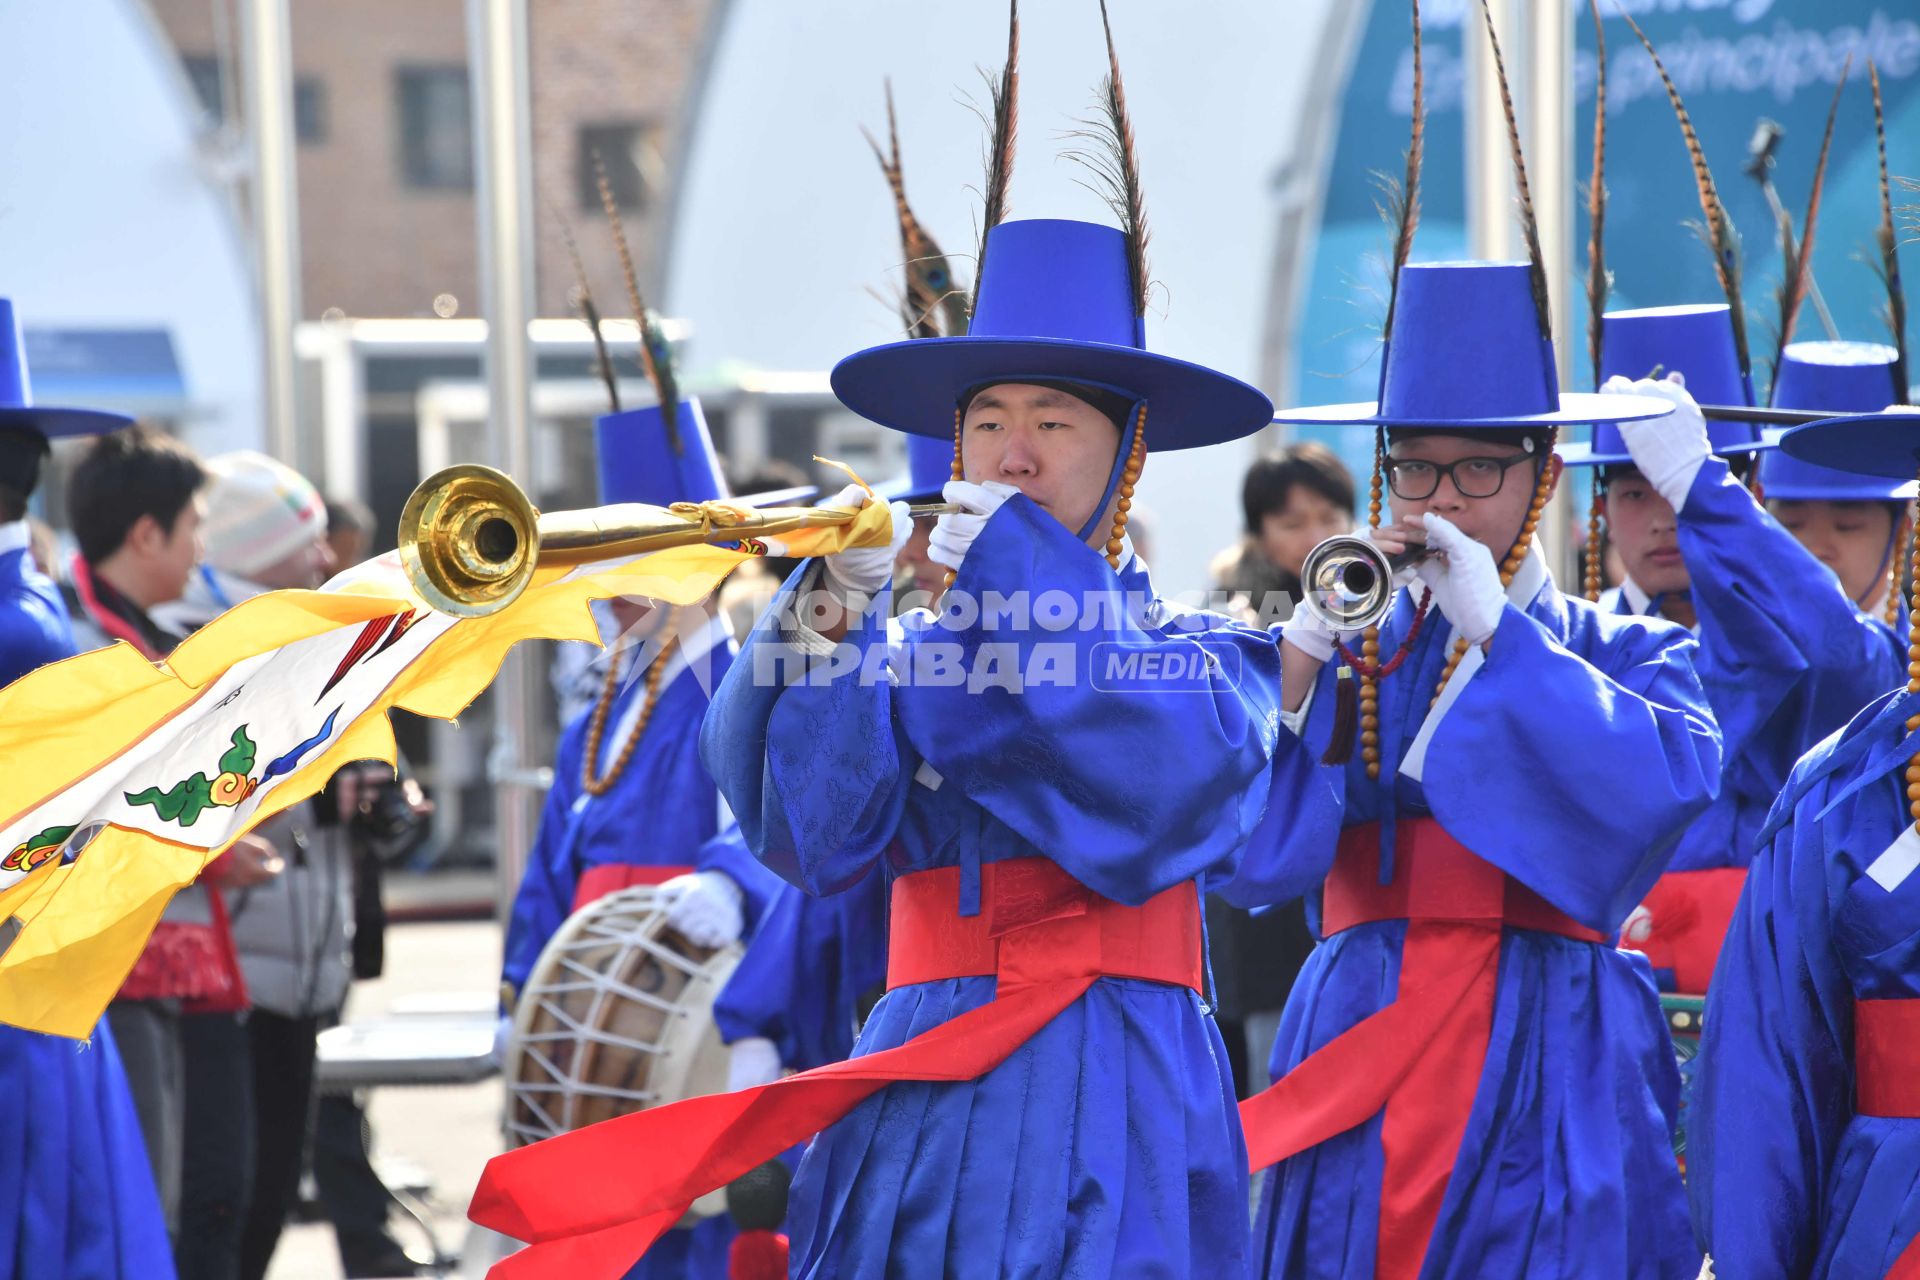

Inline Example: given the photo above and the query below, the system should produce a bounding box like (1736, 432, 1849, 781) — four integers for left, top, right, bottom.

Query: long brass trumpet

(398, 464, 953, 617)
(1297, 534, 1430, 632)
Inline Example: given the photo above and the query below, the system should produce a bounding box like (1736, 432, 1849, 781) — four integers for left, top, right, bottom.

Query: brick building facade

(144, 0, 718, 322)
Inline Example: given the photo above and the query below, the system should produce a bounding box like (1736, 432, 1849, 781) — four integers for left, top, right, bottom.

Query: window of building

(397, 65, 473, 190)
(178, 52, 327, 145)
(577, 122, 659, 212)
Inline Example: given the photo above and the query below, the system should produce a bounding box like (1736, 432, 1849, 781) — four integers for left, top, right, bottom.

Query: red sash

(468, 857, 1202, 1278)
(1237, 818, 1603, 1280)
(571, 863, 691, 912)
(1859, 1001, 1920, 1277)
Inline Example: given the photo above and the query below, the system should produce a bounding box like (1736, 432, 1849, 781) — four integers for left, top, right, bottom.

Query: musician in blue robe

(1232, 261, 1719, 1279)
(0, 297, 173, 1278)
(1690, 407, 1920, 1277)
(497, 398, 783, 1280)
(1560, 315, 1907, 993)
(700, 205, 1296, 1276)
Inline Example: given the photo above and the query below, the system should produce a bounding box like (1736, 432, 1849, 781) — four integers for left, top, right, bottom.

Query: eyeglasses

(1385, 453, 1537, 501)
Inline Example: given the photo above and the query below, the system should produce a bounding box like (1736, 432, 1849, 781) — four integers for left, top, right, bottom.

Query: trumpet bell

(1299, 534, 1396, 632)
(398, 464, 540, 618)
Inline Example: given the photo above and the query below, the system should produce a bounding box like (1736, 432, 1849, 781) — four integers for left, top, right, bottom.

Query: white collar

(0, 521, 30, 557)
(1620, 575, 1653, 617)
(604, 610, 732, 753)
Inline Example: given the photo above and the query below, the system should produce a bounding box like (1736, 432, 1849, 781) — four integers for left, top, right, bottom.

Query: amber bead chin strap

(1584, 472, 1604, 603)
(1106, 404, 1148, 570)
(1430, 427, 1560, 708)
(1359, 425, 1387, 779)
(1904, 486, 1920, 828)
(582, 636, 677, 796)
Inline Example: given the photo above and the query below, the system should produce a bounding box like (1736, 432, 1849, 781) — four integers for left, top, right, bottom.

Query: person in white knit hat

(156, 449, 366, 1279)
(158, 450, 336, 627)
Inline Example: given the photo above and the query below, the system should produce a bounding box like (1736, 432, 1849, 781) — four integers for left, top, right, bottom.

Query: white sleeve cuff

(1280, 676, 1317, 737)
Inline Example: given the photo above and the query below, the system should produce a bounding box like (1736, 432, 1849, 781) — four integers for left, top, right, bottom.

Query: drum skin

(504, 885, 744, 1219)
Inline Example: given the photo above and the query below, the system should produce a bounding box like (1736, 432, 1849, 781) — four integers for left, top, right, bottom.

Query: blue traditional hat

(0, 298, 135, 439)
(594, 398, 726, 508)
(1269, 263, 1670, 431)
(831, 219, 1273, 452)
(877, 434, 952, 503)
(1757, 342, 1912, 501)
(1559, 304, 1763, 467)
(1778, 409, 1920, 487)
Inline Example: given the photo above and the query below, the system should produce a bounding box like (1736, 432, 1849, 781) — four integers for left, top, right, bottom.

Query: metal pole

(1464, 0, 1575, 572)
(467, 0, 544, 922)
(240, 0, 303, 467)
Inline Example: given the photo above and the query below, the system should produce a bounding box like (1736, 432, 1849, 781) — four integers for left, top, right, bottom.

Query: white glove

(1280, 526, 1417, 662)
(1415, 513, 1506, 647)
(927, 480, 1020, 573)
(660, 870, 745, 947)
(727, 1036, 784, 1092)
(820, 483, 914, 597)
(1607, 373, 1708, 510)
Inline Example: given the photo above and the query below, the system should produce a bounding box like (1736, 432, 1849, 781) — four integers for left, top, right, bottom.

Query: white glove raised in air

(660, 870, 745, 947)
(1280, 525, 1417, 662)
(820, 483, 914, 598)
(927, 480, 1021, 573)
(1607, 373, 1709, 510)
(726, 1035, 784, 1092)
(1415, 513, 1506, 648)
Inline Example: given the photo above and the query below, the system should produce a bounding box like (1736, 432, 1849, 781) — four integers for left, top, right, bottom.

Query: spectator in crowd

(155, 451, 362, 1280)
(1202, 442, 1356, 1097)
(65, 427, 282, 1280)
(323, 495, 376, 573)
(1208, 440, 1354, 619)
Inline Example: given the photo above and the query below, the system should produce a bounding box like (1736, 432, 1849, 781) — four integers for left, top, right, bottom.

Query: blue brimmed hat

(595, 398, 726, 508)
(831, 219, 1273, 452)
(1758, 342, 1911, 501)
(1778, 410, 1920, 489)
(1270, 262, 1672, 431)
(1559, 304, 1763, 467)
(0, 298, 135, 439)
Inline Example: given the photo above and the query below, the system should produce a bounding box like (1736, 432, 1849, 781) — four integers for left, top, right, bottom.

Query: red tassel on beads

(1323, 665, 1358, 766)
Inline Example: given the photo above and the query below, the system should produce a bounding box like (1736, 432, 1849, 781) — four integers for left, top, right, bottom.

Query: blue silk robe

(501, 622, 773, 1280)
(1235, 558, 1721, 1279)
(1691, 688, 1920, 1277)
(1610, 458, 1902, 876)
(702, 495, 1299, 1279)
(712, 858, 887, 1073)
(0, 535, 175, 1279)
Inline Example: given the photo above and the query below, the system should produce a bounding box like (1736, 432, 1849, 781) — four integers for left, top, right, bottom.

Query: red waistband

(572, 863, 691, 912)
(1857, 1000, 1920, 1117)
(1326, 819, 1605, 944)
(887, 859, 1203, 994)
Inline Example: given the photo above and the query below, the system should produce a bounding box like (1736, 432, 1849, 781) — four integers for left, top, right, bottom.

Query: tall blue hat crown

(878, 433, 954, 502)
(831, 219, 1273, 453)
(1271, 263, 1670, 430)
(1560, 304, 1762, 467)
(0, 298, 134, 439)
(1761, 341, 1909, 501)
(594, 398, 725, 508)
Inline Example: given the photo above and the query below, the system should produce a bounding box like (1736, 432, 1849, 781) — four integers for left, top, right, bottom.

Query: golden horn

(398, 464, 891, 618)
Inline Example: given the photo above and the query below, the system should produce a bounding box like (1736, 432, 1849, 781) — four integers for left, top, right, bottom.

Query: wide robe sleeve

(1689, 746, 1859, 1276)
(501, 720, 589, 997)
(694, 823, 785, 936)
(1681, 458, 1902, 767)
(699, 565, 912, 896)
(1418, 603, 1722, 932)
(891, 496, 1285, 904)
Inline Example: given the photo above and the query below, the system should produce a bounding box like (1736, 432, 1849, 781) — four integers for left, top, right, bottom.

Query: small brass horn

(397, 464, 952, 618)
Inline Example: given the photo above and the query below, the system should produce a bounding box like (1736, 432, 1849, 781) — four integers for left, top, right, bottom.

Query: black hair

(324, 496, 375, 538)
(959, 379, 1135, 432)
(1242, 441, 1356, 535)
(67, 424, 205, 564)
